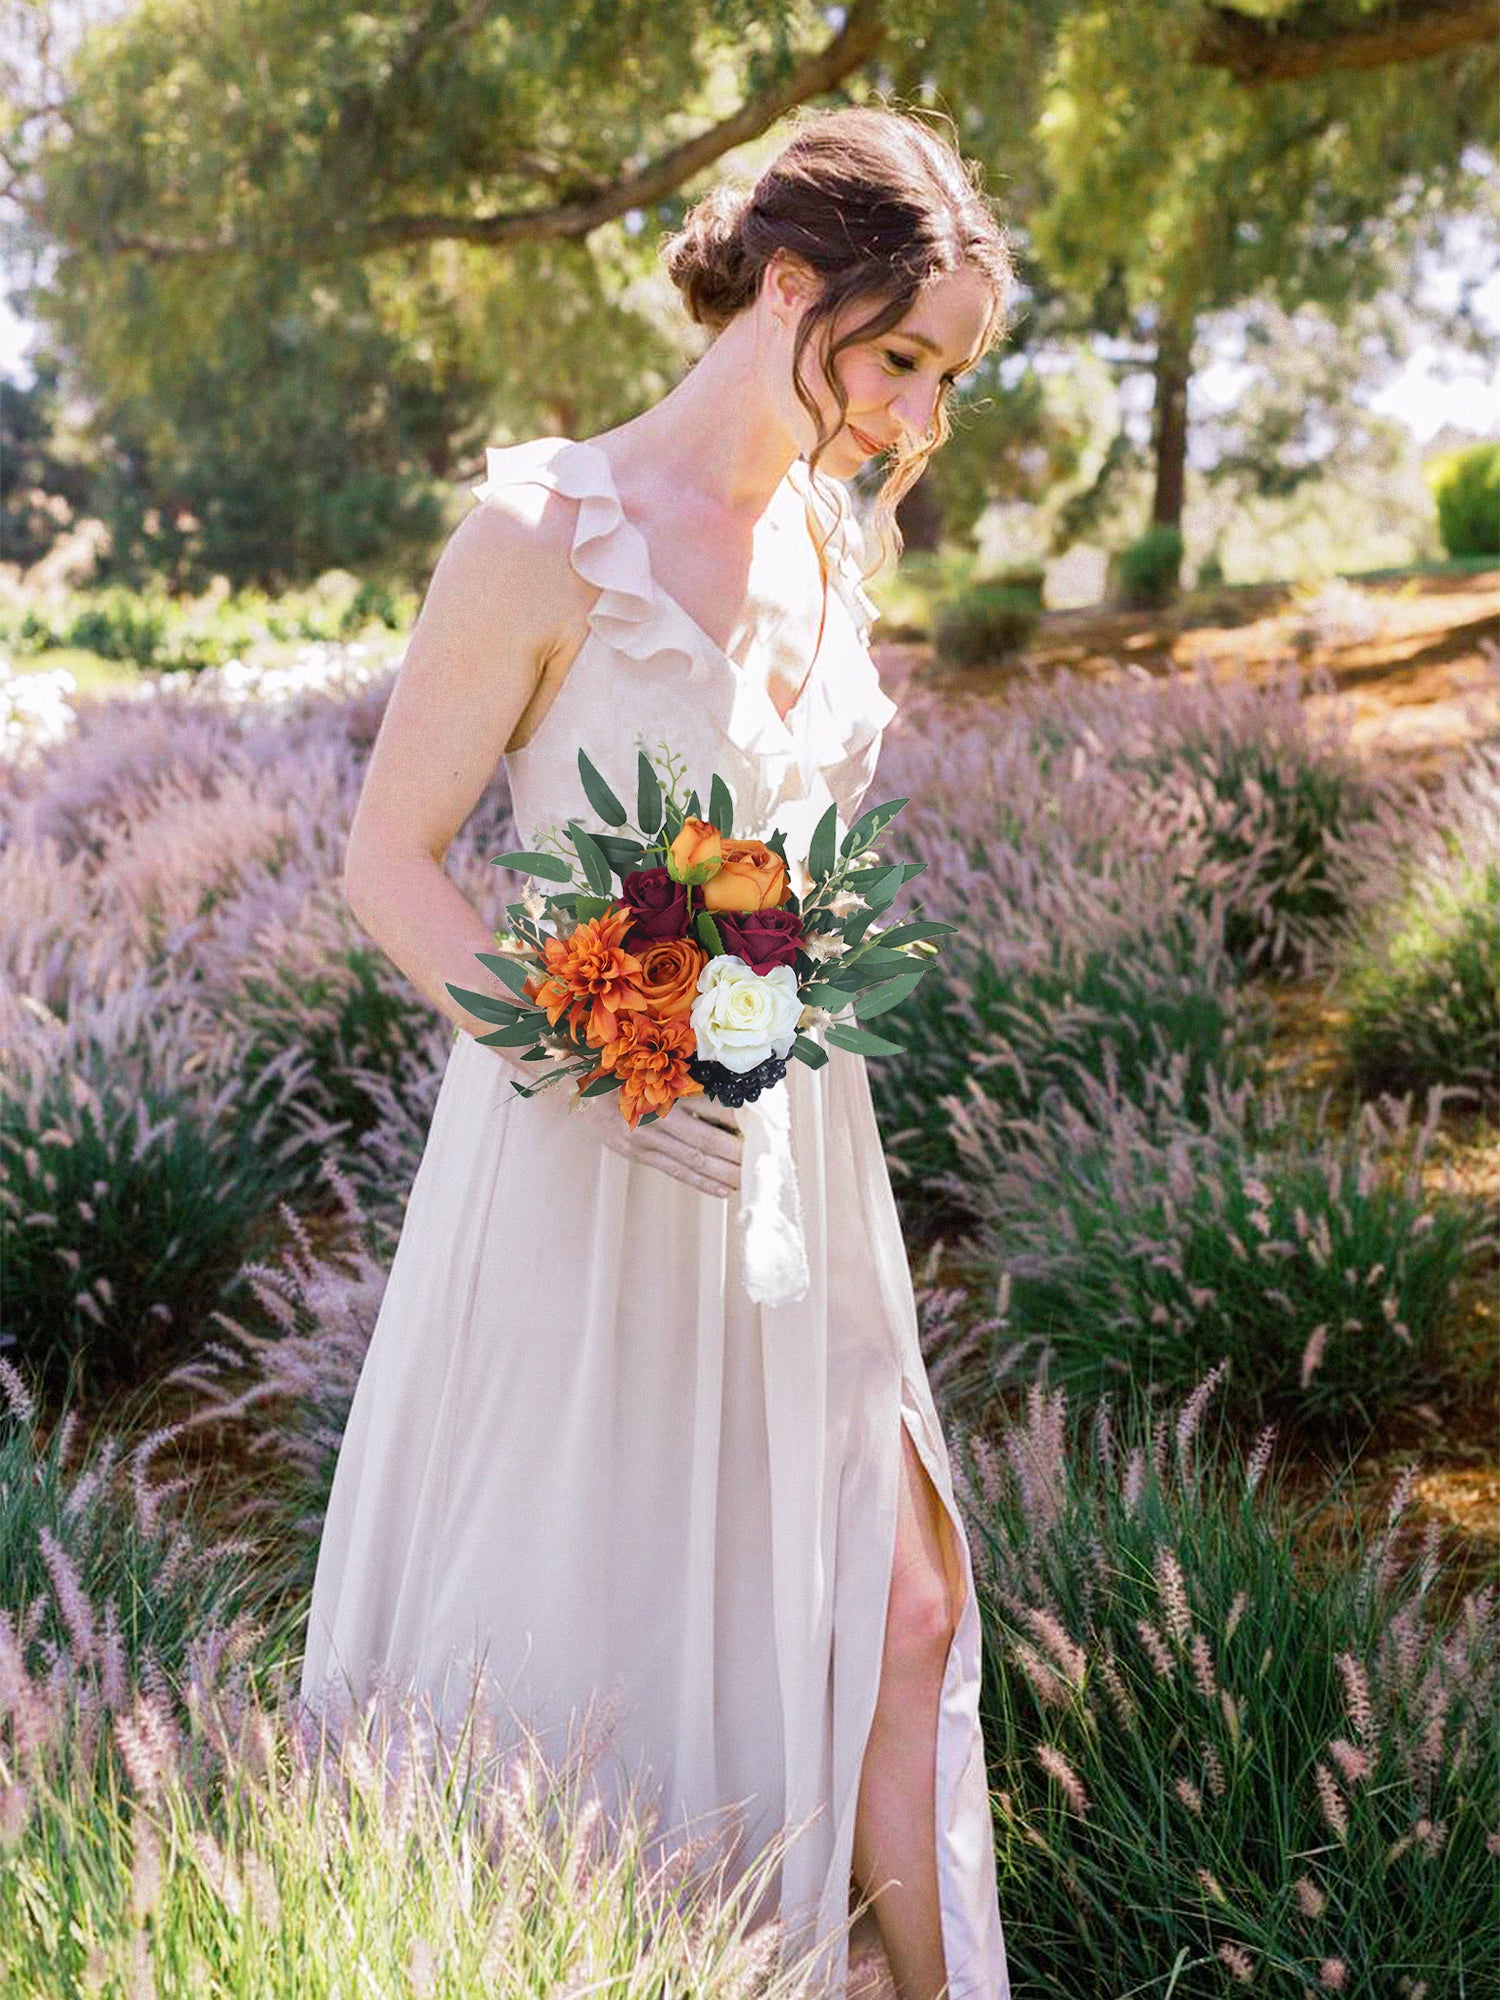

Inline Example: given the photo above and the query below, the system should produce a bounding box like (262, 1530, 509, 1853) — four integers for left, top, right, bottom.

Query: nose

(889, 378, 942, 447)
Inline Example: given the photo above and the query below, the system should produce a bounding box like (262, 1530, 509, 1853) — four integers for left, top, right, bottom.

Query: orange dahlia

(577, 1013, 703, 1129)
(528, 905, 649, 1048)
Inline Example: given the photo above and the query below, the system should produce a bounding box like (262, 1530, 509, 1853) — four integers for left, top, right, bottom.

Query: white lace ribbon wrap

(736, 1076, 810, 1306)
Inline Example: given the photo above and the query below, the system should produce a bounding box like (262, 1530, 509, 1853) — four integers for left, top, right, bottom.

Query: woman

(300, 104, 1016, 2000)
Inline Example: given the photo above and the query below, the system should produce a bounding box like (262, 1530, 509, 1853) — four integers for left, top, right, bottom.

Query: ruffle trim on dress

(470, 435, 897, 802)
(471, 436, 708, 691)
(786, 456, 884, 649)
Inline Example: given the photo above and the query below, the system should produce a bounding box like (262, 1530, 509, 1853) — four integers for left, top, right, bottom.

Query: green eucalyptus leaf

(859, 864, 907, 914)
(577, 750, 628, 826)
(580, 1073, 623, 1097)
(446, 982, 530, 1024)
(791, 1034, 829, 1069)
(824, 1023, 907, 1057)
(807, 801, 839, 883)
(637, 752, 663, 837)
(476, 1020, 547, 1047)
(708, 773, 734, 837)
(854, 966, 928, 1017)
(595, 834, 648, 875)
(491, 849, 574, 883)
(474, 952, 539, 998)
(568, 821, 614, 896)
(840, 797, 907, 857)
(871, 918, 955, 947)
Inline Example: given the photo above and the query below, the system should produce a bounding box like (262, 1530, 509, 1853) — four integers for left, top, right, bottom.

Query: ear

(762, 251, 820, 320)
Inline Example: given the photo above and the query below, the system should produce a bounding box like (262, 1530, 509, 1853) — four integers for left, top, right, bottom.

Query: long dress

(298, 433, 1011, 2000)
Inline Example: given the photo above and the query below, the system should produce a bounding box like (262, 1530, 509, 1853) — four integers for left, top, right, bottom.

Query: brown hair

(661, 103, 1016, 572)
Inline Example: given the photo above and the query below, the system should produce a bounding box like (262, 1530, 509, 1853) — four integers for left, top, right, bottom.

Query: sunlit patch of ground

(888, 567, 1500, 779)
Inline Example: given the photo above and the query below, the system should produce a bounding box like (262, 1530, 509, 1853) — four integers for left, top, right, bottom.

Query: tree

(4, 0, 1496, 582)
(1030, 3, 1497, 541)
(1, 0, 909, 582)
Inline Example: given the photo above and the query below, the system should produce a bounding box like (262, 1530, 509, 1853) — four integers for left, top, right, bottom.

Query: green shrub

(965, 1369, 1499, 1997)
(1345, 858, 1500, 1112)
(0, 1026, 314, 1409)
(933, 581, 1041, 666)
(1115, 670, 1384, 978)
(873, 916, 1257, 1246)
(985, 562, 1046, 608)
(1114, 524, 1184, 608)
(1426, 442, 1500, 559)
(209, 885, 444, 1169)
(953, 1075, 1480, 1437)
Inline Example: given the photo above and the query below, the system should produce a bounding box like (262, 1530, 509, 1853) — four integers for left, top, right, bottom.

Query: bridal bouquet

(446, 744, 951, 1129)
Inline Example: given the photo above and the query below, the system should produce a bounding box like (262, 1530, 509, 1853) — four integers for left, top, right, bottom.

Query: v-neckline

(571, 438, 832, 739)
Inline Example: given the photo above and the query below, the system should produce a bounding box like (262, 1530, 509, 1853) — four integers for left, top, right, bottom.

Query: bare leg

(851, 1417, 967, 2000)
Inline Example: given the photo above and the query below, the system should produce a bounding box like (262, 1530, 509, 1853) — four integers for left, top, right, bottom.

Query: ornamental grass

(1340, 748, 1500, 1114)
(0, 1364, 829, 2000)
(961, 1366, 1498, 1998)
(946, 1069, 1484, 1439)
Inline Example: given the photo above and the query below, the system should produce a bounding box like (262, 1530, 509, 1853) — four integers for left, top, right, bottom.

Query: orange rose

(530, 905, 649, 1048)
(665, 817, 724, 887)
(578, 1013, 704, 1129)
(631, 936, 708, 1021)
(700, 838, 790, 913)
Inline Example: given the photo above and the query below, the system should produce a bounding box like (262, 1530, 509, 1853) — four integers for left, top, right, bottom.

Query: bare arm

(343, 495, 572, 1086)
(343, 488, 745, 1195)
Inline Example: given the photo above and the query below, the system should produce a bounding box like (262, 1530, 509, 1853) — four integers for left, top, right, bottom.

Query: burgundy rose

(713, 906, 805, 975)
(619, 866, 691, 944)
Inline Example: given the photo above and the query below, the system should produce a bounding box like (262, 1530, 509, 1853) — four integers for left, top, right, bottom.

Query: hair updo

(661, 104, 1016, 554)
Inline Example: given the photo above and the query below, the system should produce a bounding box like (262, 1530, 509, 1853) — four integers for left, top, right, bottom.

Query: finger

(638, 1144, 737, 1197)
(660, 1118, 742, 1170)
(638, 1129, 740, 1195)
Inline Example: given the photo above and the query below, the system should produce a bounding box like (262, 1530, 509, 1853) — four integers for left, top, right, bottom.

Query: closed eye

(885, 349, 961, 386)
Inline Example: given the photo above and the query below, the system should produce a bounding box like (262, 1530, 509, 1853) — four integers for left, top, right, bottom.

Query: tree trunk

(895, 469, 943, 552)
(1150, 312, 1193, 533)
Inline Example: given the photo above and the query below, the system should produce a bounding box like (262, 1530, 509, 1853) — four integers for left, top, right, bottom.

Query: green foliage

(1132, 685, 1382, 977)
(0, 362, 92, 570)
(0, 1375, 254, 1691)
(968, 1371, 1500, 1996)
(229, 941, 440, 1153)
(1344, 858, 1500, 1112)
(873, 917, 1257, 1246)
(932, 581, 1041, 666)
(0, 1040, 311, 1409)
(959, 1079, 1479, 1436)
(1033, 6, 1496, 330)
(1, 578, 417, 668)
(1113, 523, 1183, 608)
(1426, 442, 1500, 559)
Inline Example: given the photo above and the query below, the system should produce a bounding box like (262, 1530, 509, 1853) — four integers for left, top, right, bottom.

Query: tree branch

(104, 0, 886, 261)
(1193, 0, 1496, 84)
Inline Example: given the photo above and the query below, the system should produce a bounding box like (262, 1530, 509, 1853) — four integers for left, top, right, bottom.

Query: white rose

(690, 956, 803, 1073)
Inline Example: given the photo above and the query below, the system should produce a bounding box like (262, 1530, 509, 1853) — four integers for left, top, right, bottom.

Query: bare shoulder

(424, 479, 594, 662)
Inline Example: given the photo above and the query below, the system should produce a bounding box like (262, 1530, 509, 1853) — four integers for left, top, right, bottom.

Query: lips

(848, 424, 889, 455)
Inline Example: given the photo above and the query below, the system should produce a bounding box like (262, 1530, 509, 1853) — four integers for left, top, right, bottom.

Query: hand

(568, 1083, 744, 1198)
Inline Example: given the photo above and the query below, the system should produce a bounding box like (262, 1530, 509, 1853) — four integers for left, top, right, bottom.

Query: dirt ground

(873, 567, 1499, 1626)
(881, 565, 1500, 780)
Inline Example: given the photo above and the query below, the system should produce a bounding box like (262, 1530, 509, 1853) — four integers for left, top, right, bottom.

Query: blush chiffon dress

(298, 434, 1012, 2000)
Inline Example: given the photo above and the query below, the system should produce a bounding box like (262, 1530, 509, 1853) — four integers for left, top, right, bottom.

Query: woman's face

(784, 262, 995, 469)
